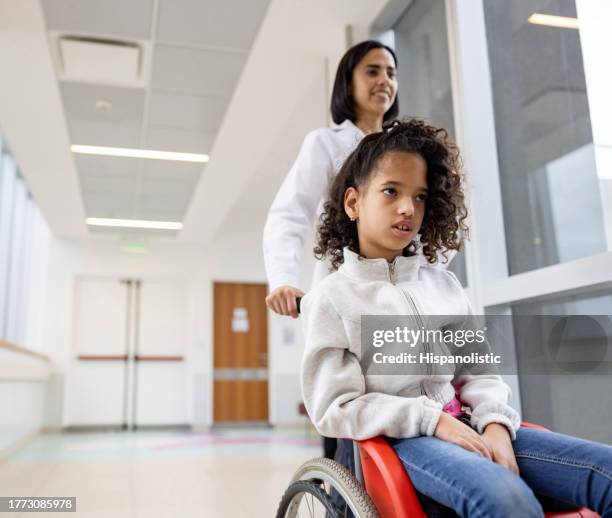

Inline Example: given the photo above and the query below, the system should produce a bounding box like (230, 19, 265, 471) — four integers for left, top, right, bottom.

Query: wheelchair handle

(296, 296, 301, 315)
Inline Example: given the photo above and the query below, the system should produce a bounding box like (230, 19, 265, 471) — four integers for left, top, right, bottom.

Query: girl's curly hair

(314, 118, 468, 270)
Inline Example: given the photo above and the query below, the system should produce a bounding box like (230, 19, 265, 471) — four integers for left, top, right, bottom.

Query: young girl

(300, 119, 612, 517)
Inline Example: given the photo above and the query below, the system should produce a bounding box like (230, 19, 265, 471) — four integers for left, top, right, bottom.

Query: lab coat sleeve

(262, 130, 334, 292)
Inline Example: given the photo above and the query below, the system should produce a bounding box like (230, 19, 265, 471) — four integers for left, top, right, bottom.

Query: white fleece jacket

(300, 247, 521, 441)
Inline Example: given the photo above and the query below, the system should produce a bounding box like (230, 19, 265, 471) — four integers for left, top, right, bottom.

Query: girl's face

(351, 48, 398, 121)
(344, 151, 428, 262)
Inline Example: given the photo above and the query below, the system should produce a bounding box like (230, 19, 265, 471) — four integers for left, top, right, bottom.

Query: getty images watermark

(359, 315, 612, 376)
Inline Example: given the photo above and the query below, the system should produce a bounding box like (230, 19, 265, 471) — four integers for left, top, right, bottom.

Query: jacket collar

(338, 246, 420, 283)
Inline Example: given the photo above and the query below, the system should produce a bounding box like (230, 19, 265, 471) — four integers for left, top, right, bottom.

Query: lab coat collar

(335, 119, 364, 138)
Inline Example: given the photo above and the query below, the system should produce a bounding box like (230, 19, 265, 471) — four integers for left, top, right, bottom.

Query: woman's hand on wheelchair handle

(265, 285, 305, 319)
(434, 412, 493, 461)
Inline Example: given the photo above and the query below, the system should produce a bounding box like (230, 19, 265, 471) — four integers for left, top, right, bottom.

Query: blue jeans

(390, 426, 612, 517)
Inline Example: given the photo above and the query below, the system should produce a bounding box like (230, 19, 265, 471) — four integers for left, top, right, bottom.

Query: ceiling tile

(83, 192, 135, 218)
(42, 0, 155, 39)
(156, 0, 270, 49)
(80, 174, 138, 195)
(137, 161, 200, 221)
(145, 127, 215, 154)
(68, 120, 142, 148)
(135, 197, 188, 221)
(140, 178, 194, 199)
(142, 160, 202, 182)
(60, 82, 145, 126)
(60, 83, 144, 146)
(148, 92, 227, 132)
(152, 45, 245, 96)
(75, 155, 141, 179)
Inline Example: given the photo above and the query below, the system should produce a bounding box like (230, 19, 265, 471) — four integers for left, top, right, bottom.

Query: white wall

(41, 213, 315, 429)
(0, 346, 48, 456)
(0, 380, 46, 455)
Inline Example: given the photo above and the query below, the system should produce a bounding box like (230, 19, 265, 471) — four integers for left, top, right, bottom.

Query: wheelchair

(281, 299, 600, 517)
(276, 421, 600, 518)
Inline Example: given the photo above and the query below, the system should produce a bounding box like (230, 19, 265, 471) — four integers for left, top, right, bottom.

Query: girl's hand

(265, 286, 305, 318)
(434, 412, 493, 460)
(482, 423, 520, 475)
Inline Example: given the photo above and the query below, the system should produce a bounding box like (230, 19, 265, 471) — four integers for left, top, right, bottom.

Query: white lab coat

(263, 119, 364, 292)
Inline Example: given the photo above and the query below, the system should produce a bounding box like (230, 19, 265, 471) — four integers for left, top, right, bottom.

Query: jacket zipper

(388, 262, 430, 396)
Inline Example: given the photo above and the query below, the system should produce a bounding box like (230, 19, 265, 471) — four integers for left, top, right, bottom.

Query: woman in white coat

(263, 40, 400, 319)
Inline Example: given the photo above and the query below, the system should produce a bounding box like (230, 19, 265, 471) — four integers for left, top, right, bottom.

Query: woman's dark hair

(331, 40, 399, 125)
(314, 119, 468, 270)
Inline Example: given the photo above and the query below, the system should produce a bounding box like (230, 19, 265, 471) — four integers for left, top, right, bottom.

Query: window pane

(394, 0, 455, 133)
(5, 175, 27, 343)
(0, 152, 16, 339)
(509, 289, 612, 443)
(484, 0, 611, 275)
(393, 0, 467, 285)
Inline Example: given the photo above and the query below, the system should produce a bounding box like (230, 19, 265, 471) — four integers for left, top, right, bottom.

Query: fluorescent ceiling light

(86, 218, 183, 230)
(528, 13, 579, 29)
(71, 145, 209, 163)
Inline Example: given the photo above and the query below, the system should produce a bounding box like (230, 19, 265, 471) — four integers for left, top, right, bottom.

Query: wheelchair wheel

(276, 480, 340, 517)
(285, 457, 378, 518)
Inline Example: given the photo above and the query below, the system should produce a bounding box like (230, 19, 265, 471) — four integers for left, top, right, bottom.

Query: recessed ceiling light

(71, 145, 209, 163)
(528, 13, 579, 29)
(86, 218, 183, 230)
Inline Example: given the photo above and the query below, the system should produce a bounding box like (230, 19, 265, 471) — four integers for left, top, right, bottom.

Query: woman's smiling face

(344, 151, 428, 262)
(351, 48, 398, 121)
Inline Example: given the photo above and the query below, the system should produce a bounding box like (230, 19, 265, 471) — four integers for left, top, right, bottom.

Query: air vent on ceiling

(59, 36, 141, 84)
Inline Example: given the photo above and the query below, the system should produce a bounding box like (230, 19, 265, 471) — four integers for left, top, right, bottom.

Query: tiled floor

(0, 427, 322, 517)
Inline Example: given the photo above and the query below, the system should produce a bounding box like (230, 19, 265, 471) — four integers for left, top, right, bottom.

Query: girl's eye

(383, 188, 397, 196)
(416, 193, 428, 202)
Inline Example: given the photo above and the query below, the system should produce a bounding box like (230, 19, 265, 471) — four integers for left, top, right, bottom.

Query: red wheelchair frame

(355, 421, 600, 518)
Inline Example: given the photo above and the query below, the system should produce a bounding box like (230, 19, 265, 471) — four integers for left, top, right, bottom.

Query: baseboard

(211, 421, 273, 429)
(62, 424, 192, 433)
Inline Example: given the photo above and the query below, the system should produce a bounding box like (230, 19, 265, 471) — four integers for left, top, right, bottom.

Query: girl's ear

(344, 186, 359, 221)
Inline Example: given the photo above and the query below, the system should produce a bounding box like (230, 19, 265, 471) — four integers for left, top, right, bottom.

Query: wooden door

(213, 282, 268, 422)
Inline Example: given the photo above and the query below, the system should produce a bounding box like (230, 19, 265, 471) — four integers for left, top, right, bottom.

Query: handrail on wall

(0, 339, 50, 362)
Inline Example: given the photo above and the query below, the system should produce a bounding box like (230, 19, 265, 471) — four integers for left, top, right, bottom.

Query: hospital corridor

(1, 0, 611, 517)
